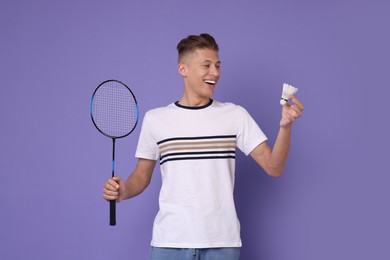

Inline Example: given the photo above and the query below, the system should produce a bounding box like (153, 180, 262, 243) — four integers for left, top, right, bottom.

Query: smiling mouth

(204, 80, 216, 86)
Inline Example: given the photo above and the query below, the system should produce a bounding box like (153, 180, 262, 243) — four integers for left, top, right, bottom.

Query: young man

(103, 33, 304, 260)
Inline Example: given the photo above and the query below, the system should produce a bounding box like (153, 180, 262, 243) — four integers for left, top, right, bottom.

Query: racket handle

(109, 200, 116, 226)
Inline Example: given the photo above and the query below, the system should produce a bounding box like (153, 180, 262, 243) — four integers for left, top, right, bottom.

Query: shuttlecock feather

(280, 83, 298, 105)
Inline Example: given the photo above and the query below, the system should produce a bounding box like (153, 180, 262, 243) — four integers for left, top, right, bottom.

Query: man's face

(179, 48, 221, 101)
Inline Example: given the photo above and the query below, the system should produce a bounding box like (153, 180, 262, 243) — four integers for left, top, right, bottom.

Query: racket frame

(90, 79, 139, 139)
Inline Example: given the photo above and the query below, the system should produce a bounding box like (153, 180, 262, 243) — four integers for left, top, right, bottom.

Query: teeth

(204, 80, 216, 85)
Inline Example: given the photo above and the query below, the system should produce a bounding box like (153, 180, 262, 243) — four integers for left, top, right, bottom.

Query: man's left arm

(250, 96, 304, 177)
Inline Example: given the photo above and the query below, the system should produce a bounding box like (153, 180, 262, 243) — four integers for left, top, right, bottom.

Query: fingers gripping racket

(90, 79, 138, 226)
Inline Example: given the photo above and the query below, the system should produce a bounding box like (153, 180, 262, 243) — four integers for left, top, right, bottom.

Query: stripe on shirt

(158, 135, 237, 165)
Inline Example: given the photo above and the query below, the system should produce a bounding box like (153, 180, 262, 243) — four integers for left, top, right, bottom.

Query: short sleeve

(235, 106, 268, 156)
(135, 112, 159, 160)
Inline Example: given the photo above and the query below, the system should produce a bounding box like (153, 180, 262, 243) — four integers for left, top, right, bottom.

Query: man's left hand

(280, 96, 304, 128)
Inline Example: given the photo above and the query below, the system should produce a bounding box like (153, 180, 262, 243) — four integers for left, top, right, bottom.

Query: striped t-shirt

(135, 99, 267, 248)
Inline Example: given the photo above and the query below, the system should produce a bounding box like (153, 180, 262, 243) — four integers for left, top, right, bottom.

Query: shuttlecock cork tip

(280, 99, 288, 105)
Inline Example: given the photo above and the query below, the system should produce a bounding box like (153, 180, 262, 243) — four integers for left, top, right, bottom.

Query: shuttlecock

(280, 83, 298, 105)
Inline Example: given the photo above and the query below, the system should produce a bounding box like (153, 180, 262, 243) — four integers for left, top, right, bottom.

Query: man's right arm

(102, 158, 157, 202)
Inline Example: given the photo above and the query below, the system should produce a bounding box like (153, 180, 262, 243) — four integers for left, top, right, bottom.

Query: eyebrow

(202, 60, 221, 64)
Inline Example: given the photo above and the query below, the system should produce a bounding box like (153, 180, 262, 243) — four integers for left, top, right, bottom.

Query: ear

(178, 62, 187, 77)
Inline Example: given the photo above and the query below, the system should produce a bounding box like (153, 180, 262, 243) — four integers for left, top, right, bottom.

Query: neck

(178, 94, 211, 107)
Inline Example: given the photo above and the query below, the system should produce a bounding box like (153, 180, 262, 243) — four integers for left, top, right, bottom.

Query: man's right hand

(103, 176, 126, 202)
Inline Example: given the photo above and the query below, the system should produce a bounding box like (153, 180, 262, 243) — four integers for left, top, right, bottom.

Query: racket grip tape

(110, 200, 116, 226)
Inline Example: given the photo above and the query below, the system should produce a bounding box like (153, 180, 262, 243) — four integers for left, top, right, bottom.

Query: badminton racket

(90, 79, 138, 226)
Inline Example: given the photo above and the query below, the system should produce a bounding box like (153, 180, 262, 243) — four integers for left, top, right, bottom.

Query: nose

(209, 64, 220, 77)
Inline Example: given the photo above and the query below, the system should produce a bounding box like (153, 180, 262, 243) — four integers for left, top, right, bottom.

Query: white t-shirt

(135, 99, 267, 248)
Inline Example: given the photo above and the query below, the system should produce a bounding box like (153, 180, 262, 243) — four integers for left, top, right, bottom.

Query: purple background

(1, 0, 389, 259)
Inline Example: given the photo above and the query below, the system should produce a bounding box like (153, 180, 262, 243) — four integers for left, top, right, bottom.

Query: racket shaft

(110, 138, 116, 226)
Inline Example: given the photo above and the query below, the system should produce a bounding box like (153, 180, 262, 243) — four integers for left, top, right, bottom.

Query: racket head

(90, 79, 139, 139)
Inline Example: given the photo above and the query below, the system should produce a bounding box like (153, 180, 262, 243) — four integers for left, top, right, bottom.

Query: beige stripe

(159, 140, 236, 150)
(160, 145, 236, 155)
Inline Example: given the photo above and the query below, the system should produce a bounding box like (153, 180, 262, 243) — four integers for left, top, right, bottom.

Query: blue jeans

(149, 247, 240, 260)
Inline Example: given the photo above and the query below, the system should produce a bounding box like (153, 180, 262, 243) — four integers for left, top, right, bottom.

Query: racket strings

(92, 81, 137, 138)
